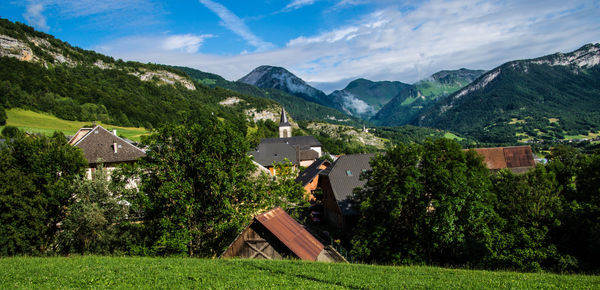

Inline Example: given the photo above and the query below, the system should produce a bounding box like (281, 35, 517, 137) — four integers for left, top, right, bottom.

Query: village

(63, 107, 539, 263)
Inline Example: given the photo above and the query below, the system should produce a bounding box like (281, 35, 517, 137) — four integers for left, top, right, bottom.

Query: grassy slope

(0, 257, 598, 289)
(2, 109, 149, 141)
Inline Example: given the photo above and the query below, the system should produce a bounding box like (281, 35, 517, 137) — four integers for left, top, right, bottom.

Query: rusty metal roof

(470, 146, 534, 170)
(254, 207, 324, 261)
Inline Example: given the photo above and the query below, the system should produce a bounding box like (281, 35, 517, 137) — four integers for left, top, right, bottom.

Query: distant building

(467, 145, 536, 174)
(221, 207, 346, 262)
(278, 107, 292, 138)
(250, 108, 323, 174)
(319, 153, 375, 231)
(69, 125, 146, 179)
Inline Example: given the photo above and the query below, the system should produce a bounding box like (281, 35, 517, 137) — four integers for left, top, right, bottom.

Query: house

(249, 142, 319, 175)
(319, 153, 375, 231)
(468, 145, 535, 174)
(250, 107, 323, 174)
(221, 207, 346, 262)
(295, 159, 331, 201)
(68, 125, 146, 179)
(260, 136, 323, 163)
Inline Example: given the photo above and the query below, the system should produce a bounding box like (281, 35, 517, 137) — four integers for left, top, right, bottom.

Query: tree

(572, 153, 600, 270)
(489, 166, 562, 272)
(0, 105, 6, 126)
(57, 167, 130, 254)
(351, 139, 496, 266)
(0, 130, 87, 255)
(134, 117, 300, 256)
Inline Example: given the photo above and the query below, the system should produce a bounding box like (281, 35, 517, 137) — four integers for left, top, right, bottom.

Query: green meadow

(0, 257, 598, 289)
(1, 109, 149, 141)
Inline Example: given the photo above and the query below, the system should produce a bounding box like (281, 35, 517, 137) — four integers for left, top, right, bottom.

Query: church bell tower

(278, 107, 292, 138)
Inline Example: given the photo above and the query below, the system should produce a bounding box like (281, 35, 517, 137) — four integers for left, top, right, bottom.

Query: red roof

(254, 207, 324, 261)
(470, 146, 535, 170)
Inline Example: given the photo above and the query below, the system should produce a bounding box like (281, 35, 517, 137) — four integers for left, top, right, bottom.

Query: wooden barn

(221, 207, 345, 262)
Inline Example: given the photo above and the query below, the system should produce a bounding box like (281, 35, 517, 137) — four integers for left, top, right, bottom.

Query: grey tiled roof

(296, 159, 329, 186)
(299, 149, 319, 161)
(320, 153, 375, 215)
(70, 126, 146, 165)
(261, 136, 321, 147)
(250, 142, 298, 167)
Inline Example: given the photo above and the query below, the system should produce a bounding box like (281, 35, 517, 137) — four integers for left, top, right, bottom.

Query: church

(250, 107, 323, 175)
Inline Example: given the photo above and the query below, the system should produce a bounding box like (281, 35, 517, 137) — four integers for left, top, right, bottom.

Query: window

(346, 170, 352, 176)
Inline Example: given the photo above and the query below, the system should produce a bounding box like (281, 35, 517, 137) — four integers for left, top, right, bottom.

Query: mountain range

(1, 17, 599, 145)
(237, 65, 486, 124)
(415, 43, 600, 143)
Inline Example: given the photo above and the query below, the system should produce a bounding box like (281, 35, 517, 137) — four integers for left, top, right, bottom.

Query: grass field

(1, 109, 149, 142)
(0, 257, 598, 289)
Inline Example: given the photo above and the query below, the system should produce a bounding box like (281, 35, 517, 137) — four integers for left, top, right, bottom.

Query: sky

(2, 0, 600, 93)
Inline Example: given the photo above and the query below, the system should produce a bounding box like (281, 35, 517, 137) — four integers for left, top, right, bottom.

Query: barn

(221, 207, 345, 262)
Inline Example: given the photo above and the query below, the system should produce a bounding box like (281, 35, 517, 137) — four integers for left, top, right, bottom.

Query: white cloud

(162, 34, 213, 53)
(102, 0, 600, 91)
(23, 3, 49, 31)
(284, 0, 316, 10)
(199, 0, 274, 52)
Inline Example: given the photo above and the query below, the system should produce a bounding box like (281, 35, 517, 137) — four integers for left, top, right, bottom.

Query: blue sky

(2, 0, 600, 92)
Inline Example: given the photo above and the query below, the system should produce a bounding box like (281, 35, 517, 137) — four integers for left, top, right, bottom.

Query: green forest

(350, 139, 600, 273)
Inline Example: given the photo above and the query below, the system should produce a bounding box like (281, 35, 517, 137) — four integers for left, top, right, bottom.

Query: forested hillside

(415, 44, 600, 143)
(371, 69, 485, 126)
(328, 78, 412, 119)
(0, 19, 277, 134)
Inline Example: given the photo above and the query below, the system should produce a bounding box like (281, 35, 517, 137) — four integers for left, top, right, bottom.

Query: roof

(296, 159, 329, 186)
(254, 207, 324, 261)
(250, 142, 298, 167)
(320, 153, 375, 215)
(279, 107, 291, 127)
(299, 149, 319, 161)
(69, 125, 146, 165)
(261, 136, 322, 147)
(469, 146, 535, 171)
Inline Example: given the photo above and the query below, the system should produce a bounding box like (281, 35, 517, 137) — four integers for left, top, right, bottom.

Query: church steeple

(280, 107, 290, 126)
(278, 107, 292, 138)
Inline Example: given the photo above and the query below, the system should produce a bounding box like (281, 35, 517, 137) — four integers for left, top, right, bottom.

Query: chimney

(113, 142, 118, 154)
(113, 129, 117, 136)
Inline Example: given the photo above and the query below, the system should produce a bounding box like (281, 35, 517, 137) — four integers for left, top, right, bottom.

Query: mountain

(174, 66, 361, 126)
(415, 68, 486, 99)
(370, 69, 485, 126)
(415, 43, 600, 143)
(370, 86, 426, 126)
(238, 66, 331, 106)
(328, 78, 412, 119)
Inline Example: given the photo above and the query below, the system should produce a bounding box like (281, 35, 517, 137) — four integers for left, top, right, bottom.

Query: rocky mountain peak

(238, 65, 328, 104)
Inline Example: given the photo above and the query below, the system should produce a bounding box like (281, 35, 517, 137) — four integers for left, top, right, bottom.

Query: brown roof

(254, 207, 324, 261)
(470, 146, 535, 170)
(69, 125, 146, 165)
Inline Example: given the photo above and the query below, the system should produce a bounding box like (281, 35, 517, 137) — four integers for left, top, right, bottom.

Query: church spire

(279, 107, 292, 138)
(280, 107, 290, 126)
